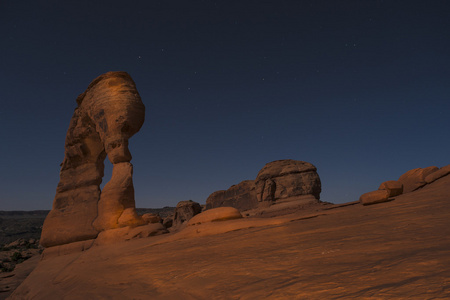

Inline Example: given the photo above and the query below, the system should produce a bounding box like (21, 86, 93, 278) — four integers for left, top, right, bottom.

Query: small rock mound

(398, 166, 438, 193)
(360, 190, 391, 206)
(188, 207, 242, 226)
(378, 180, 403, 197)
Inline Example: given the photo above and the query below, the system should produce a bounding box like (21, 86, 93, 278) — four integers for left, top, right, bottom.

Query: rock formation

(255, 160, 321, 203)
(425, 164, 450, 184)
(205, 180, 258, 211)
(359, 189, 391, 205)
(398, 166, 438, 193)
(378, 180, 403, 197)
(142, 213, 162, 224)
(40, 71, 145, 248)
(188, 207, 243, 226)
(359, 165, 450, 206)
(172, 200, 202, 228)
(204, 160, 322, 214)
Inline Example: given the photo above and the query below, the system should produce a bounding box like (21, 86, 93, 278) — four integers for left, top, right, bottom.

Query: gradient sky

(1, 0, 449, 210)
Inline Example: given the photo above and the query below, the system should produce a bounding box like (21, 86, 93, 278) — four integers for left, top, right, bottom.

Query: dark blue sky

(1, 0, 449, 210)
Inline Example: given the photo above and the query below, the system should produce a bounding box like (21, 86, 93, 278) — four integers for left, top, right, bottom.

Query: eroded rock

(188, 207, 242, 226)
(360, 190, 391, 206)
(205, 180, 258, 211)
(172, 200, 202, 228)
(205, 159, 322, 214)
(41, 72, 145, 248)
(398, 166, 438, 193)
(378, 180, 403, 197)
(255, 160, 321, 203)
(425, 164, 450, 184)
(142, 213, 162, 224)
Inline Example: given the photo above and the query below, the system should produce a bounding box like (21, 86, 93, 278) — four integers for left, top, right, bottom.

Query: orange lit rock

(93, 162, 145, 231)
(359, 189, 390, 205)
(188, 207, 243, 225)
(378, 180, 403, 197)
(94, 223, 168, 246)
(41, 72, 145, 248)
(142, 213, 162, 224)
(398, 166, 438, 193)
(425, 164, 450, 184)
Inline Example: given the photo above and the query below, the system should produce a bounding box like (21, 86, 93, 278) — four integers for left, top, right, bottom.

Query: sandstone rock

(163, 216, 173, 229)
(255, 160, 321, 203)
(142, 213, 161, 224)
(425, 164, 450, 184)
(41, 240, 95, 260)
(94, 223, 168, 246)
(172, 200, 202, 228)
(41, 72, 145, 248)
(378, 180, 403, 197)
(205, 180, 258, 211)
(93, 163, 145, 231)
(398, 166, 439, 193)
(360, 190, 391, 205)
(188, 207, 243, 226)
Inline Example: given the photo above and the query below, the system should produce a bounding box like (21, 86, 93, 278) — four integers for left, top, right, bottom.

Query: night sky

(1, 1, 450, 210)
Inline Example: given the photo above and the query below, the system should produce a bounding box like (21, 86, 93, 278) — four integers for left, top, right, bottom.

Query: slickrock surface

(187, 207, 242, 225)
(40, 72, 145, 248)
(10, 174, 450, 299)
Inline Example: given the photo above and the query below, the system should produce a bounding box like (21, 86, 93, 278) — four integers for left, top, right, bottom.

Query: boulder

(378, 180, 403, 197)
(188, 207, 243, 226)
(255, 160, 321, 203)
(360, 190, 391, 206)
(41, 72, 145, 248)
(425, 164, 450, 184)
(142, 213, 161, 224)
(172, 200, 202, 228)
(205, 180, 258, 211)
(162, 216, 173, 229)
(398, 166, 439, 193)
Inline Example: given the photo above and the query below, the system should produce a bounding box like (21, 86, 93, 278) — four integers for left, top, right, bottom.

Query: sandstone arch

(40, 72, 145, 248)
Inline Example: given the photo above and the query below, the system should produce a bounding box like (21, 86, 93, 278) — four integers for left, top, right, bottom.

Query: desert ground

(5, 175, 450, 299)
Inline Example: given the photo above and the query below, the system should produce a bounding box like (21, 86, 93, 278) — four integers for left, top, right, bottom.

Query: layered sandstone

(398, 166, 438, 193)
(205, 160, 322, 213)
(205, 180, 257, 211)
(255, 160, 321, 203)
(40, 72, 145, 248)
(378, 180, 403, 197)
(172, 200, 202, 229)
